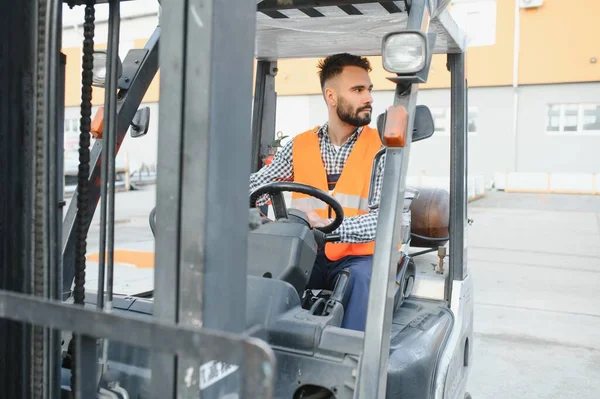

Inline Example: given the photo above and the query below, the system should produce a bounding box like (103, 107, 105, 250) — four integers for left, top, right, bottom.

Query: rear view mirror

(376, 104, 435, 144)
(412, 105, 434, 143)
(130, 107, 150, 138)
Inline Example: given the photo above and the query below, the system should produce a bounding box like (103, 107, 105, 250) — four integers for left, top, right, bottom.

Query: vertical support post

(152, 0, 258, 398)
(45, 0, 64, 395)
(356, 1, 430, 398)
(105, 0, 120, 313)
(0, 0, 35, 397)
(51, 51, 66, 399)
(150, 2, 186, 396)
(448, 52, 467, 296)
(251, 60, 278, 173)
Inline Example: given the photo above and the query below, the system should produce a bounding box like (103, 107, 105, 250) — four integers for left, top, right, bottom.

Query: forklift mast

(0, 1, 469, 398)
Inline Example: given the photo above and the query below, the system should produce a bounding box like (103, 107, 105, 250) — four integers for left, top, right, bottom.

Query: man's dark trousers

(307, 249, 373, 331)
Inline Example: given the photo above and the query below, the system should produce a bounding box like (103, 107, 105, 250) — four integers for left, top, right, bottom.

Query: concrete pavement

(466, 191, 600, 398)
(74, 187, 600, 398)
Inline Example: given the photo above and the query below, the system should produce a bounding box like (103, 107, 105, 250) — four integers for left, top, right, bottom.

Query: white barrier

(494, 172, 600, 195)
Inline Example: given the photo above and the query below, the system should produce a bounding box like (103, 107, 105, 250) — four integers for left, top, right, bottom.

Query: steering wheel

(249, 182, 344, 234)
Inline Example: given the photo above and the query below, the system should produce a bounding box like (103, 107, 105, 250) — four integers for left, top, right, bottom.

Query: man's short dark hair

(317, 53, 372, 90)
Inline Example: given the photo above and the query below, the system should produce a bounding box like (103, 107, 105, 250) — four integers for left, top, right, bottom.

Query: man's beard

(336, 97, 372, 127)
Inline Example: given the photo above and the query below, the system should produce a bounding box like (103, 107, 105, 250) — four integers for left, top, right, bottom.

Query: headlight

(92, 51, 123, 88)
(382, 31, 428, 74)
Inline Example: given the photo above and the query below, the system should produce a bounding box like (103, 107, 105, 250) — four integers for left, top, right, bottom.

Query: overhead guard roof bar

(253, 0, 466, 59)
(257, 0, 405, 15)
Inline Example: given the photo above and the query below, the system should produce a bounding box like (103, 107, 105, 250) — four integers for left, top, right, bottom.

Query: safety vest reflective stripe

(290, 197, 328, 210)
(290, 125, 383, 261)
(290, 193, 370, 213)
(333, 193, 370, 213)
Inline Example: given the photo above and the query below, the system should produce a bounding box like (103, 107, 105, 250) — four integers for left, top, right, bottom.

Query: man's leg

(336, 256, 373, 332)
(306, 249, 334, 290)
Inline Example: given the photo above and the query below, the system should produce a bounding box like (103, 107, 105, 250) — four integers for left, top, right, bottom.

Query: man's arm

(249, 139, 294, 207)
(331, 152, 386, 243)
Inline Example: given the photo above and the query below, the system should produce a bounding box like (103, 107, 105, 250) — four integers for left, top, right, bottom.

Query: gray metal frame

(356, 2, 433, 398)
(0, 289, 274, 398)
(251, 60, 278, 173)
(151, 0, 268, 398)
(46, 2, 64, 398)
(0, 1, 275, 398)
(61, 27, 160, 298)
(0, 0, 469, 398)
(253, 0, 466, 59)
(448, 51, 468, 289)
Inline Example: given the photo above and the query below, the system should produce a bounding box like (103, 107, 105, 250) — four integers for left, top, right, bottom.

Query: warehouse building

(60, 0, 600, 194)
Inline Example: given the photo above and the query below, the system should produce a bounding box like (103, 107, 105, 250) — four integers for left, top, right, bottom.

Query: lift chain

(70, 0, 96, 393)
(73, 0, 95, 308)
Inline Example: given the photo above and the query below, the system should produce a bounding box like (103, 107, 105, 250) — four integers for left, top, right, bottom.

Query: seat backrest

(376, 111, 387, 141)
(149, 206, 157, 236)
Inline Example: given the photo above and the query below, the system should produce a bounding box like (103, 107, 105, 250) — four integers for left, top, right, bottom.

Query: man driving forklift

(250, 53, 407, 332)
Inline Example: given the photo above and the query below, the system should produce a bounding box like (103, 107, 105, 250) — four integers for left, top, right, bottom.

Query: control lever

(322, 268, 351, 316)
(329, 269, 350, 304)
(313, 230, 341, 249)
(325, 233, 341, 242)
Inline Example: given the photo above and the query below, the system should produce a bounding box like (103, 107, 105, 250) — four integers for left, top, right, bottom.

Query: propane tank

(409, 187, 450, 248)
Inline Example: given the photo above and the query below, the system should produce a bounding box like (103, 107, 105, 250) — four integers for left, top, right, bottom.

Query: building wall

(274, 87, 517, 184)
(515, 82, 600, 173)
(60, 0, 600, 104)
(64, 101, 160, 173)
(517, 0, 600, 85)
(61, 13, 160, 107)
(58, 0, 600, 182)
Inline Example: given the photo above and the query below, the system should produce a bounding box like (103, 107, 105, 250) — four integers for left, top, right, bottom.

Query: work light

(382, 31, 429, 74)
(92, 51, 123, 88)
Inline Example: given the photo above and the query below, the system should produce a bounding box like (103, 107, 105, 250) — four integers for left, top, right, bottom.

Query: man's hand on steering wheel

(294, 205, 331, 229)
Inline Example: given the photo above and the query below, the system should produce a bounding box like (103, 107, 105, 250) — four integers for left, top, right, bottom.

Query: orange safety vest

(291, 125, 383, 261)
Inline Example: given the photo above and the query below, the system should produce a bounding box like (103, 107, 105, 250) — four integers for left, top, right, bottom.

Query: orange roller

(91, 106, 104, 139)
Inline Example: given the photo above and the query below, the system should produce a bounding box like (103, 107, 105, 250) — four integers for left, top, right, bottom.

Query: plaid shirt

(249, 123, 386, 243)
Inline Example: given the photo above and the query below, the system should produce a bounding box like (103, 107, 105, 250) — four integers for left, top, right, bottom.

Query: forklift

(0, 0, 472, 398)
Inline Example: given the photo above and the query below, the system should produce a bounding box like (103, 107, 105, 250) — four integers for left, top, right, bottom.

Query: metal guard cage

(0, 0, 469, 398)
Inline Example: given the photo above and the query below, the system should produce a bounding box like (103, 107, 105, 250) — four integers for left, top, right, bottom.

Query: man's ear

(324, 87, 336, 107)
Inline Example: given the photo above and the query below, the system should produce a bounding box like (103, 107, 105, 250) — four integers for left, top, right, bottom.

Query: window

(546, 103, 600, 134)
(467, 107, 478, 134)
(65, 118, 80, 133)
(430, 106, 478, 136)
(582, 104, 600, 131)
(431, 108, 448, 134)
